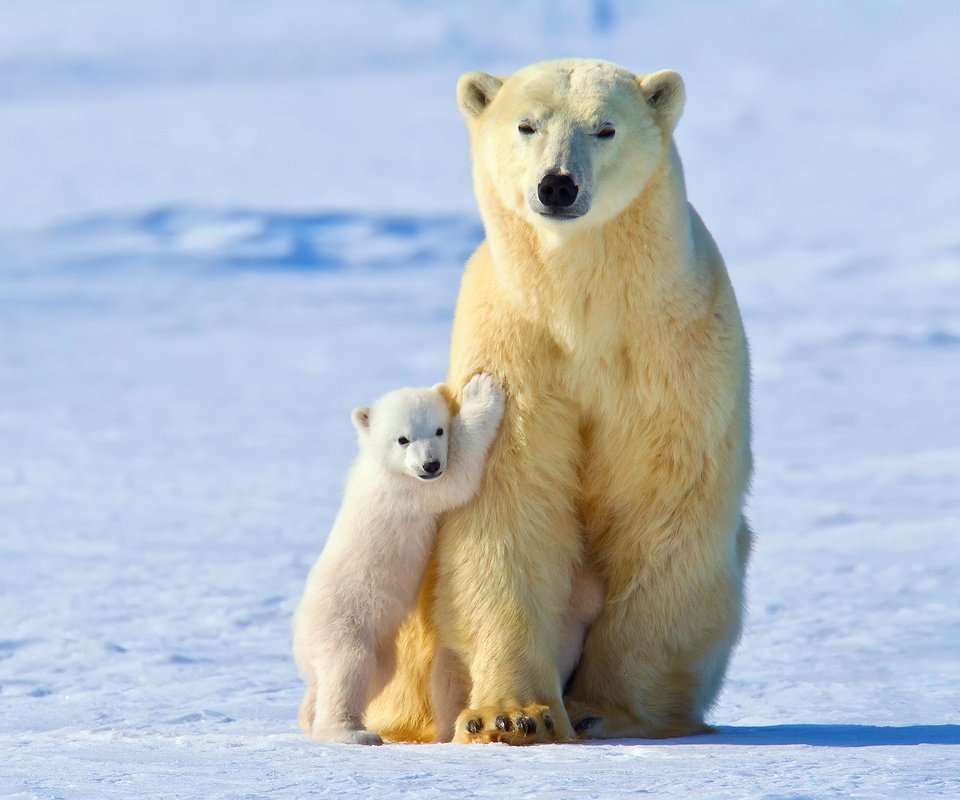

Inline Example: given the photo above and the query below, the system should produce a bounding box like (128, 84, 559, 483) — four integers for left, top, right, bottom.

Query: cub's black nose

(538, 173, 579, 208)
(423, 460, 441, 474)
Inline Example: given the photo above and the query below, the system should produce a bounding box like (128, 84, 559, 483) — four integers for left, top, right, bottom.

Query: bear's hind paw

(310, 726, 384, 746)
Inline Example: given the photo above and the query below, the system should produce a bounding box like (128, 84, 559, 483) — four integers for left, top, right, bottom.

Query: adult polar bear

(366, 59, 752, 744)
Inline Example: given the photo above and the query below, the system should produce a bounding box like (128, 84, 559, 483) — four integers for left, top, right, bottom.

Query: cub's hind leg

(305, 632, 384, 745)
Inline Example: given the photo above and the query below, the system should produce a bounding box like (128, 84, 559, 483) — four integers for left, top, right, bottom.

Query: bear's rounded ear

(457, 72, 504, 120)
(351, 406, 371, 433)
(432, 383, 459, 415)
(638, 70, 685, 132)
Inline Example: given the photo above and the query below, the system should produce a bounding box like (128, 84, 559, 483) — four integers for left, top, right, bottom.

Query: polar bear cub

(294, 374, 505, 745)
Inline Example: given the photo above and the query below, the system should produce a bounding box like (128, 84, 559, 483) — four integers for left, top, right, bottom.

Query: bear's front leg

(434, 389, 582, 744)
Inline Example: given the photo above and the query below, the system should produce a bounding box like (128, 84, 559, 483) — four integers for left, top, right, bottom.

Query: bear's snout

(537, 173, 579, 209)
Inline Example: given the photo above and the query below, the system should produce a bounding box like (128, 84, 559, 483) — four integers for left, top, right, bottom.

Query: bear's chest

(565, 330, 698, 413)
(561, 323, 726, 478)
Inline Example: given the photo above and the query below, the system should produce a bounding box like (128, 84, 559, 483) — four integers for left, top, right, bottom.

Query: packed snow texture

(1, 2, 959, 798)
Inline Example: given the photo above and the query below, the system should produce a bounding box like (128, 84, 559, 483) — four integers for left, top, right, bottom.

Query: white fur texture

(368, 59, 751, 746)
(293, 374, 505, 744)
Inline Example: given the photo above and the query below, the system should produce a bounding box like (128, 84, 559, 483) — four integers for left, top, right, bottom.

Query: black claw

(574, 716, 600, 734)
(466, 718, 483, 735)
(495, 714, 513, 732)
(543, 714, 554, 732)
(515, 714, 537, 735)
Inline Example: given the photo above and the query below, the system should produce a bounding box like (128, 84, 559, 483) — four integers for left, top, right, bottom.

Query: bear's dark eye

(436, 428, 444, 436)
(398, 436, 409, 446)
(518, 121, 536, 135)
(596, 127, 616, 139)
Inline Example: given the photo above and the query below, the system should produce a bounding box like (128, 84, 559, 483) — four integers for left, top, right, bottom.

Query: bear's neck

(479, 143, 709, 348)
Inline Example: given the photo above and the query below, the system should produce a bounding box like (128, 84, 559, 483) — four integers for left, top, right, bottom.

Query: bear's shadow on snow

(39, 206, 484, 272)
(594, 724, 960, 748)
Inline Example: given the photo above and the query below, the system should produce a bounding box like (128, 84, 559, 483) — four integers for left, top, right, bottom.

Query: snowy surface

(2, 2, 959, 798)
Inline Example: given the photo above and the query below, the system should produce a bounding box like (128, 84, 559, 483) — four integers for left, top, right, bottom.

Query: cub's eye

(518, 122, 536, 135)
(436, 428, 444, 436)
(595, 127, 616, 139)
(398, 437, 409, 446)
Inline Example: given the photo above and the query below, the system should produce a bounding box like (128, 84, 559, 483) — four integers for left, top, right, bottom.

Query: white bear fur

(293, 374, 505, 744)
(366, 59, 751, 745)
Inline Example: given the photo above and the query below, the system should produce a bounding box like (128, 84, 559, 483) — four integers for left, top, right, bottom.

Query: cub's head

(352, 385, 455, 481)
(457, 59, 684, 235)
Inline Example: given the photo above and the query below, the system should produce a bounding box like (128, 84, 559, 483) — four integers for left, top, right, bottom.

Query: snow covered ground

(2, 2, 959, 797)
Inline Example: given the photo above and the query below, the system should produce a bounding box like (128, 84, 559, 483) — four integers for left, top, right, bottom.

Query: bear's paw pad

(565, 699, 605, 739)
(453, 704, 566, 745)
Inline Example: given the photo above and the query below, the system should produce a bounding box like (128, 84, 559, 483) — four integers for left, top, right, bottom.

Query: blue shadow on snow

(596, 724, 960, 747)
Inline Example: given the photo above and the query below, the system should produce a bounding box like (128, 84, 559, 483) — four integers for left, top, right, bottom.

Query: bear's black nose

(422, 460, 441, 474)
(538, 173, 579, 208)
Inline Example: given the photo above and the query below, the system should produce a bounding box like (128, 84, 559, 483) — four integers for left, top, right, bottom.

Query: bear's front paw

(452, 703, 572, 745)
(461, 373, 505, 416)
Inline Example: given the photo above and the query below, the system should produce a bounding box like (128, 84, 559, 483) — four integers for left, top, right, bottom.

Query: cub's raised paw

(461, 373, 505, 411)
(453, 704, 572, 745)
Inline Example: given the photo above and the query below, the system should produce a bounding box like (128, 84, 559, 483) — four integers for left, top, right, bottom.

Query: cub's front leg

(430, 373, 505, 512)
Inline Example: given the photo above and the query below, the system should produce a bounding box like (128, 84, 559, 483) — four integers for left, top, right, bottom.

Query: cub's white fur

(293, 374, 505, 745)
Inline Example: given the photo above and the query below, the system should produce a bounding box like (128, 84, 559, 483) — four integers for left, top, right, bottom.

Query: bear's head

(352, 385, 455, 481)
(457, 59, 684, 236)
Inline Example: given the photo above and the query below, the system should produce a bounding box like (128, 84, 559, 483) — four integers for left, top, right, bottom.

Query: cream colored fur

(293, 375, 504, 744)
(366, 58, 752, 744)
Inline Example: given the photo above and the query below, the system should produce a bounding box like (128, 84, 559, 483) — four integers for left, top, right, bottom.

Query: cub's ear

(432, 383, 460, 415)
(457, 72, 504, 120)
(638, 70, 685, 131)
(351, 406, 371, 432)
